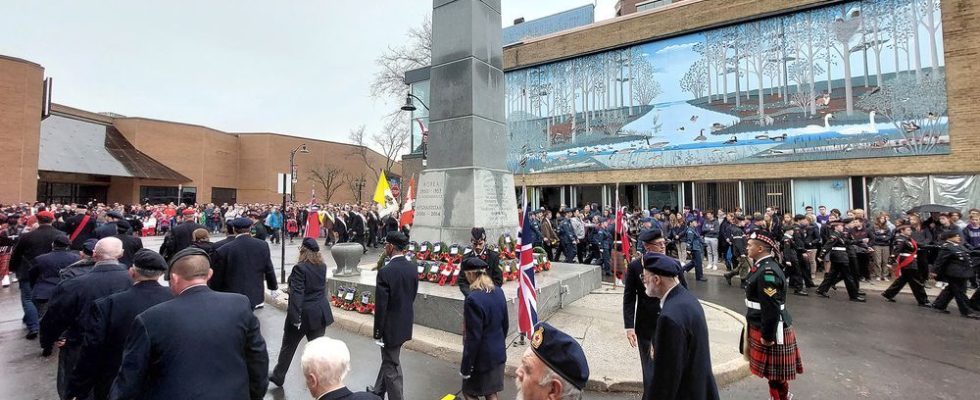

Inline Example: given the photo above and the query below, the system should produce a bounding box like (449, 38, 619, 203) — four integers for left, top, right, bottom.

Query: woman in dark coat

(459, 257, 508, 400)
(270, 238, 334, 387)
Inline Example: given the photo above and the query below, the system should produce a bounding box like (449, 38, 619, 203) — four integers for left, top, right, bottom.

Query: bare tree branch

(308, 164, 345, 203)
(369, 16, 432, 102)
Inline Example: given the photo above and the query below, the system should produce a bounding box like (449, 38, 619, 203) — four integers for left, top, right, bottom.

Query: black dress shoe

(918, 302, 934, 308)
(25, 331, 38, 340)
(696, 278, 708, 282)
(881, 293, 895, 302)
(857, 291, 867, 296)
(793, 290, 808, 296)
(849, 297, 867, 302)
(961, 313, 980, 320)
(933, 307, 950, 314)
(816, 291, 831, 298)
(269, 375, 284, 387)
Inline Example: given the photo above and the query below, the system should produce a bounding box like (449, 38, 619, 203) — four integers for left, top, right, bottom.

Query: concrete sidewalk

(267, 278, 750, 393)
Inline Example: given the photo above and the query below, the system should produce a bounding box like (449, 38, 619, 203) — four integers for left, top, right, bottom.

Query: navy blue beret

(460, 257, 488, 272)
(638, 229, 663, 243)
(82, 238, 99, 256)
(642, 252, 682, 276)
(530, 323, 589, 390)
(302, 237, 319, 252)
(231, 217, 253, 230)
(133, 248, 167, 271)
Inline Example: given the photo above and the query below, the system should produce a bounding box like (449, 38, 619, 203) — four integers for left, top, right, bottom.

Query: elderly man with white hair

(302, 337, 381, 400)
(39, 236, 132, 399)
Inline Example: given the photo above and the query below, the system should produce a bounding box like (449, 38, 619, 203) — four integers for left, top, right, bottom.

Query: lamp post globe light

(281, 143, 309, 283)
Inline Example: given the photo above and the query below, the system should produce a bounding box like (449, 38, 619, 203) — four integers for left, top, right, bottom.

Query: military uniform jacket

(114, 233, 144, 267)
(933, 241, 974, 279)
(727, 225, 747, 256)
(557, 219, 576, 243)
(317, 387, 382, 400)
(68, 281, 174, 399)
(9, 224, 63, 276)
(27, 249, 81, 301)
(458, 249, 503, 297)
(623, 258, 659, 339)
(286, 261, 334, 331)
(211, 235, 278, 307)
(460, 286, 508, 376)
(744, 255, 792, 342)
(63, 214, 97, 250)
(374, 255, 419, 347)
(39, 262, 132, 350)
(161, 221, 206, 260)
(109, 286, 269, 400)
(592, 228, 612, 251)
(818, 232, 851, 264)
(780, 235, 800, 269)
(889, 235, 918, 270)
(651, 285, 720, 400)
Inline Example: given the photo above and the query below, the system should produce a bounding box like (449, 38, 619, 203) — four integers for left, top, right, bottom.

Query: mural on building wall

(506, 0, 949, 174)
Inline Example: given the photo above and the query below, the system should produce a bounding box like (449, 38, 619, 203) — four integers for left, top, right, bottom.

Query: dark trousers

(584, 243, 600, 265)
(857, 253, 871, 280)
(638, 335, 654, 400)
(784, 260, 804, 291)
(882, 271, 929, 304)
(271, 326, 326, 383)
(932, 277, 974, 315)
(542, 241, 555, 261)
(916, 249, 933, 282)
(817, 261, 861, 298)
(719, 241, 732, 271)
(58, 343, 90, 400)
(560, 241, 576, 263)
(797, 251, 816, 287)
(374, 344, 404, 400)
(684, 250, 704, 280)
(576, 241, 587, 263)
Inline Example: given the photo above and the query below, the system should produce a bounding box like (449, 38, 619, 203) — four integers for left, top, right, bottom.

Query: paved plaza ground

(1, 235, 977, 399)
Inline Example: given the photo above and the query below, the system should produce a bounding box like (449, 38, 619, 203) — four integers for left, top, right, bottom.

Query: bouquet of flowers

(533, 246, 552, 272)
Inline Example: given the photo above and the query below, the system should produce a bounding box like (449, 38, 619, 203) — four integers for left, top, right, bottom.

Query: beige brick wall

(504, 0, 980, 186)
(0, 56, 43, 203)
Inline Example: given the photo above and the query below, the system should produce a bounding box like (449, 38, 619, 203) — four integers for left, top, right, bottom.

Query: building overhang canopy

(38, 115, 189, 181)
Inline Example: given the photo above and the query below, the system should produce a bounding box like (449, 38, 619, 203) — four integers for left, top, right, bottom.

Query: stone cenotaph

(410, 0, 519, 245)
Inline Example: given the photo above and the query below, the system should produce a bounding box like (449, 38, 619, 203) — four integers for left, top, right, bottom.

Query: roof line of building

(50, 102, 390, 160)
(0, 54, 43, 69)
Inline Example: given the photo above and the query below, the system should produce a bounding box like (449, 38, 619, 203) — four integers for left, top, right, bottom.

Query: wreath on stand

(439, 243, 464, 286)
(426, 242, 447, 282)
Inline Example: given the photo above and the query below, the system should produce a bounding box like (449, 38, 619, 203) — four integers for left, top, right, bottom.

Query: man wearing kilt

(743, 231, 803, 400)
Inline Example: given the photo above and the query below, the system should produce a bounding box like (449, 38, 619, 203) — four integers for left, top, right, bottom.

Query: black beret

(133, 249, 167, 272)
(168, 246, 211, 268)
(106, 211, 124, 219)
(638, 229, 663, 243)
(642, 253, 682, 277)
(471, 227, 487, 242)
(231, 217, 253, 230)
(115, 219, 131, 234)
(940, 230, 961, 241)
(386, 231, 409, 248)
(302, 237, 320, 252)
(82, 238, 99, 256)
(530, 323, 590, 390)
(52, 235, 71, 249)
(460, 257, 488, 272)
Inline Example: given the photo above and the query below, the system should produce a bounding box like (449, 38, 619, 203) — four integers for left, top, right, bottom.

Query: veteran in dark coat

(643, 253, 719, 400)
(270, 238, 334, 387)
(367, 232, 419, 400)
(459, 258, 508, 398)
(160, 209, 205, 260)
(459, 227, 503, 297)
(517, 323, 589, 399)
(109, 247, 269, 400)
(12, 212, 77, 338)
(27, 235, 78, 317)
(111, 220, 143, 267)
(211, 218, 278, 308)
(67, 249, 173, 400)
(39, 237, 132, 399)
(62, 206, 97, 251)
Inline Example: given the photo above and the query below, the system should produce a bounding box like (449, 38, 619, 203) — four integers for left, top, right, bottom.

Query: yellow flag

(373, 170, 393, 208)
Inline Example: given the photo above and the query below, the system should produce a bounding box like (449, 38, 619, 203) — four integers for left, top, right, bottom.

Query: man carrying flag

(517, 188, 539, 338)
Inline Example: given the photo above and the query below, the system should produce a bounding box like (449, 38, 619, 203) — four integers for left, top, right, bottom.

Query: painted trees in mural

(506, 0, 949, 174)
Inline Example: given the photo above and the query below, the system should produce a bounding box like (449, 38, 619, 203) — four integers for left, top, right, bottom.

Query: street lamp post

(282, 143, 309, 283)
(401, 92, 431, 166)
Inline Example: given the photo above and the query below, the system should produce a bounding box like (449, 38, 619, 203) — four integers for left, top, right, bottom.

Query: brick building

(0, 55, 392, 206)
(404, 0, 980, 215)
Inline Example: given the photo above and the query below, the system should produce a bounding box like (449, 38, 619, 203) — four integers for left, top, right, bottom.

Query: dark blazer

(109, 286, 269, 400)
(68, 281, 173, 400)
(373, 255, 419, 346)
(9, 224, 64, 275)
(113, 234, 144, 267)
(63, 214, 97, 250)
(623, 258, 659, 339)
(211, 235, 278, 307)
(318, 387, 382, 400)
(461, 286, 508, 376)
(650, 285, 720, 400)
(934, 241, 974, 279)
(39, 262, 132, 350)
(161, 221, 206, 260)
(286, 261, 333, 331)
(459, 249, 504, 296)
(28, 248, 81, 301)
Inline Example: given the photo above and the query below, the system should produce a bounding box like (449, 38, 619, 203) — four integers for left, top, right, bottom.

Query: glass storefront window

(409, 80, 430, 154)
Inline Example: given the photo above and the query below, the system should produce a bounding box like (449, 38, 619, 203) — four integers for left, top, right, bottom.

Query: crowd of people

(1, 198, 977, 400)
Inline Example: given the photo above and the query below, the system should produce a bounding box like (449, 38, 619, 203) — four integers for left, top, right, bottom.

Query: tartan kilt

(748, 325, 803, 381)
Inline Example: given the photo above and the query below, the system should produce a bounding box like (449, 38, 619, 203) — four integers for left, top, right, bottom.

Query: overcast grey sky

(0, 0, 616, 147)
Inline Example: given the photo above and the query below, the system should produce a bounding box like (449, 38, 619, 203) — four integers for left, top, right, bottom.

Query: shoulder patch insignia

(764, 274, 776, 283)
(763, 287, 778, 297)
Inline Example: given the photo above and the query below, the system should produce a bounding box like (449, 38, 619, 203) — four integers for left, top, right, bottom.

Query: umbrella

(908, 204, 959, 214)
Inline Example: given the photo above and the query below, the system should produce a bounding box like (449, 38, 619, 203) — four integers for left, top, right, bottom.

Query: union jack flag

(516, 187, 538, 335)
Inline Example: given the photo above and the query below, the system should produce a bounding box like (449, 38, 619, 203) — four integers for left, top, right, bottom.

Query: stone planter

(331, 242, 364, 277)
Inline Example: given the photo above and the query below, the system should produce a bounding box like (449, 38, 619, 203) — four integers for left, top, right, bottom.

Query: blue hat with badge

(231, 217, 253, 230)
(642, 252, 682, 277)
(530, 322, 590, 390)
(638, 229, 664, 243)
